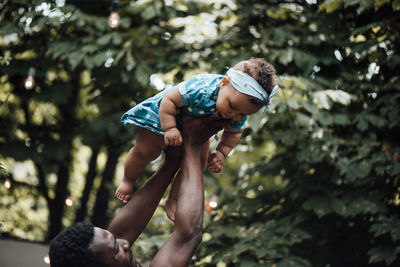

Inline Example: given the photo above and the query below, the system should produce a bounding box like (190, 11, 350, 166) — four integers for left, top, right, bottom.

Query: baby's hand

(164, 127, 183, 146)
(207, 150, 225, 174)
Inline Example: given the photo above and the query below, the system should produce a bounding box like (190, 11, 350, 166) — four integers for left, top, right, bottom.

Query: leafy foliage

(193, 0, 400, 266)
(1, 0, 400, 266)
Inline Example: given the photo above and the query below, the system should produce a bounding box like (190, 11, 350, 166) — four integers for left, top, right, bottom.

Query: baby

(116, 58, 277, 221)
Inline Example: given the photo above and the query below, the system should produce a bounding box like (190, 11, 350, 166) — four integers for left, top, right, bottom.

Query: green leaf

(366, 114, 386, 128)
(112, 33, 123, 45)
(94, 20, 106, 31)
(325, 90, 352, 105)
(247, 109, 268, 132)
(296, 113, 313, 127)
(333, 114, 350, 125)
(134, 64, 151, 86)
(346, 161, 371, 181)
(313, 91, 332, 109)
(391, 228, 400, 242)
(68, 50, 84, 69)
(215, 225, 237, 238)
(387, 163, 400, 177)
(356, 117, 368, 131)
(370, 222, 392, 237)
(47, 42, 72, 58)
(287, 97, 300, 109)
(331, 197, 347, 216)
(292, 49, 318, 75)
(97, 33, 113, 45)
(92, 51, 107, 67)
(82, 44, 98, 53)
(301, 100, 319, 115)
(277, 257, 312, 267)
(233, 242, 248, 256)
(279, 48, 293, 65)
(302, 196, 332, 218)
(316, 111, 334, 126)
(368, 246, 397, 264)
(350, 0, 375, 14)
(141, 5, 158, 20)
(0, 23, 23, 35)
(83, 56, 95, 69)
(240, 198, 263, 216)
(254, 247, 270, 259)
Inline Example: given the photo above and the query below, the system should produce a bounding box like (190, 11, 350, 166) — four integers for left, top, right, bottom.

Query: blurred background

(1, 0, 399, 266)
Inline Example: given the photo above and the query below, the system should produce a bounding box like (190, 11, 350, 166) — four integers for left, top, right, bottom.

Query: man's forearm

(108, 155, 180, 246)
(151, 115, 230, 267)
(150, 143, 204, 267)
(174, 143, 204, 236)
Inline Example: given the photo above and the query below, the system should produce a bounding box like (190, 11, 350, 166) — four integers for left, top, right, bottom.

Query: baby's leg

(164, 140, 210, 221)
(116, 128, 165, 204)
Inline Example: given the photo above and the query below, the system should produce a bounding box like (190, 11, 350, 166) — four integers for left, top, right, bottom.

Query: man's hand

(207, 150, 225, 173)
(164, 127, 183, 146)
(164, 146, 182, 165)
(181, 114, 232, 146)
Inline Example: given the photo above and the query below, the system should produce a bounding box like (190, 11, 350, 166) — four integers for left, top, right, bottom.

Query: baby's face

(216, 79, 261, 121)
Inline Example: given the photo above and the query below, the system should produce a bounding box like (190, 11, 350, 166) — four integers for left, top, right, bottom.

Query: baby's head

(232, 58, 277, 106)
(216, 58, 277, 121)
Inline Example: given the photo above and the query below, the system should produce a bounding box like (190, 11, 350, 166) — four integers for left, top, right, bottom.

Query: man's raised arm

(108, 147, 181, 246)
(151, 115, 230, 267)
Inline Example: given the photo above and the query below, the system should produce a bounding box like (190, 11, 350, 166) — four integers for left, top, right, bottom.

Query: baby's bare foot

(115, 180, 135, 204)
(163, 197, 177, 222)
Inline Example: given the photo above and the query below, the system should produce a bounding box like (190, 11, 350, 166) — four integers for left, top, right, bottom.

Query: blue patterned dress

(121, 73, 248, 135)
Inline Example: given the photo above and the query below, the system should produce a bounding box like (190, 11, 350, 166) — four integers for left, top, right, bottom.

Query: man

(49, 115, 230, 267)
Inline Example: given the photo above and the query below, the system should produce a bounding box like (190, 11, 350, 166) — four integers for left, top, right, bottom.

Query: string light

(4, 178, 11, 189)
(208, 200, 218, 208)
(205, 187, 222, 214)
(24, 67, 36, 90)
(108, 0, 120, 28)
(65, 196, 73, 206)
(44, 255, 50, 264)
(20, 6, 77, 89)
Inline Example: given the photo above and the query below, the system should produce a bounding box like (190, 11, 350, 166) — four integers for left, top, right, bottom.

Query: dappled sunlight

(1, 0, 400, 266)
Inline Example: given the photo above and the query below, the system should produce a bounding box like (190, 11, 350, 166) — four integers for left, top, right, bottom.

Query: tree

(195, 0, 400, 266)
(0, 0, 191, 241)
(1, 0, 400, 266)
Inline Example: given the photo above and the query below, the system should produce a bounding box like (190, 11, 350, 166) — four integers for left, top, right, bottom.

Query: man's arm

(108, 147, 181, 246)
(151, 115, 230, 267)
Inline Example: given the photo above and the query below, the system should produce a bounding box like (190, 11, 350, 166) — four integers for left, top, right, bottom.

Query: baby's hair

(234, 58, 277, 106)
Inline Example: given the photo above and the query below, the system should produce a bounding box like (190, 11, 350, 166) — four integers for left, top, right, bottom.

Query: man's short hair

(49, 222, 108, 267)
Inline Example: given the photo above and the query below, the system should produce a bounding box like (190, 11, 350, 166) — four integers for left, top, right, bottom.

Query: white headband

(226, 68, 278, 105)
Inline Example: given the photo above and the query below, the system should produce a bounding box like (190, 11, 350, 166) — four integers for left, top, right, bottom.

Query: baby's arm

(208, 128, 243, 173)
(159, 86, 183, 146)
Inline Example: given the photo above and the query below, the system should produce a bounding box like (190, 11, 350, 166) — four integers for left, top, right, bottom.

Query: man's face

(89, 227, 139, 267)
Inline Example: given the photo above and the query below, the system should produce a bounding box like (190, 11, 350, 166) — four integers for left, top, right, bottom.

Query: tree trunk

(48, 160, 71, 239)
(47, 70, 81, 240)
(75, 146, 100, 223)
(91, 147, 121, 228)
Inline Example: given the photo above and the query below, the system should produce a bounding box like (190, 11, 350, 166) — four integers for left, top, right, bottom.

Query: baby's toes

(116, 192, 125, 202)
(122, 195, 130, 204)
